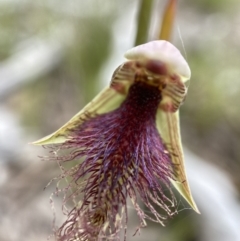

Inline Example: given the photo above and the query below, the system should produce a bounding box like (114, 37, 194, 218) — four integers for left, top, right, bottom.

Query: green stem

(134, 0, 154, 46)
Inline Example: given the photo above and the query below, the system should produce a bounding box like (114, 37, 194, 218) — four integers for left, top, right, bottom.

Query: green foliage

(184, 0, 238, 12)
(67, 17, 113, 101)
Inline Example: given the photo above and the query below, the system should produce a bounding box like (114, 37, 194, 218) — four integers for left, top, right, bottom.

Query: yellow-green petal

(32, 87, 125, 145)
(156, 110, 200, 213)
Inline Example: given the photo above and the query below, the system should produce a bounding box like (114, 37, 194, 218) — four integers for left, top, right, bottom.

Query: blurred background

(0, 0, 240, 241)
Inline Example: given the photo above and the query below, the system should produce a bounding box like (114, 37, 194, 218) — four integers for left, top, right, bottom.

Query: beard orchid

(33, 40, 199, 241)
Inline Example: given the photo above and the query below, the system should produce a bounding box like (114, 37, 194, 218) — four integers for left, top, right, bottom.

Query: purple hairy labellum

(33, 41, 199, 241)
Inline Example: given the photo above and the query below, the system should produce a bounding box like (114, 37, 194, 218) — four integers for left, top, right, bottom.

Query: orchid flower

(33, 40, 199, 241)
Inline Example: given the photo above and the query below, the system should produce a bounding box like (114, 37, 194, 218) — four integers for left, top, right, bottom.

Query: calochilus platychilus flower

(33, 40, 199, 241)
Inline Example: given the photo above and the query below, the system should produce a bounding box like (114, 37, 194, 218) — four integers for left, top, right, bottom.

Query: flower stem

(159, 0, 177, 41)
(134, 0, 154, 46)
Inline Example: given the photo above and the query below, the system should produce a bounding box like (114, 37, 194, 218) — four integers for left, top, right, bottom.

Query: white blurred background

(0, 1, 240, 241)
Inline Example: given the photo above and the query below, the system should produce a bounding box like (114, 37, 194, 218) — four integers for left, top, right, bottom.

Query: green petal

(156, 110, 200, 213)
(32, 87, 125, 145)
